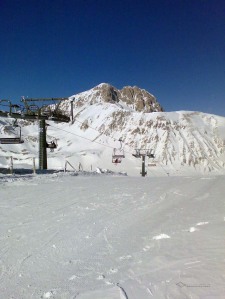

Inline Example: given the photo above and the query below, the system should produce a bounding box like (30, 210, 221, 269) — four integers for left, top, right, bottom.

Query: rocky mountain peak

(93, 83, 119, 104)
(89, 83, 163, 112)
(120, 85, 163, 112)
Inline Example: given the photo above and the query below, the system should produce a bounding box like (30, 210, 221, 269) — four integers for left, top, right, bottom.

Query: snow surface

(0, 172, 225, 298)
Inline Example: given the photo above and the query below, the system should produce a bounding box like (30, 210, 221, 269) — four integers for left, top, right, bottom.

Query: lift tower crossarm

(20, 97, 70, 123)
(132, 148, 155, 177)
(21, 97, 68, 102)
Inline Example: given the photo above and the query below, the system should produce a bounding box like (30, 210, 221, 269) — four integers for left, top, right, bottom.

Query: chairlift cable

(49, 124, 135, 155)
(0, 119, 168, 172)
(45, 125, 168, 173)
(50, 124, 116, 150)
(71, 117, 127, 145)
(67, 116, 151, 156)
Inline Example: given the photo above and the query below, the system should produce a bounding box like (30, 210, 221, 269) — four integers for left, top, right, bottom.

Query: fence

(0, 156, 36, 175)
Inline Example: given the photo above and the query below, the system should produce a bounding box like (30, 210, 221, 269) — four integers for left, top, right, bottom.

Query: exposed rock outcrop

(82, 83, 163, 112)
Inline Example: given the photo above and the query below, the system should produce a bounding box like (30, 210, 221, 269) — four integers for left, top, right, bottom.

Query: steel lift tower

(0, 98, 70, 170)
(132, 149, 155, 177)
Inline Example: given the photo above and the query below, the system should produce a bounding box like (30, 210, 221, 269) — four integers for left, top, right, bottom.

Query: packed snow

(0, 172, 224, 298)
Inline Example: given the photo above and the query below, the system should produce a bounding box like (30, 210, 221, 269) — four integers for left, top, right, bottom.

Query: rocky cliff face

(119, 85, 163, 112)
(68, 83, 163, 113)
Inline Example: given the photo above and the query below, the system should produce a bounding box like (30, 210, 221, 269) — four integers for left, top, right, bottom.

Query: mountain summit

(69, 83, 163, 113)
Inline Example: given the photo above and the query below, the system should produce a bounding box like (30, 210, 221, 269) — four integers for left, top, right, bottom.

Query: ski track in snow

(0, 173, 225, 298)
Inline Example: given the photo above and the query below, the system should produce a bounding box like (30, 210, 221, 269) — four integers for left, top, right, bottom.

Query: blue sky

(0, 0, 224, 116)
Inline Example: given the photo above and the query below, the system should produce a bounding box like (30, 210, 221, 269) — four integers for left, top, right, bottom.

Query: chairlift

(132, 149, 141, 158)
(112, 138, 125, 164)
(46, 139, 57, 152)
(146, 150, 155, 158)
(112, 149, 125, 164)
(0, 123, 24, 144)
(28, 104, 39, 114)
(11, 104, 21, 113)
(147, 150, 156, 166)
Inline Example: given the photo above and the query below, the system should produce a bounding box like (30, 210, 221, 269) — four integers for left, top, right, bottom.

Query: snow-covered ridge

(0, 84, 225, 175)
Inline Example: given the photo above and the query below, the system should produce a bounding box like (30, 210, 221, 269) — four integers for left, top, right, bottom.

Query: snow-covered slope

(0, 84, 225, 175)
(0, 173, 224, 298)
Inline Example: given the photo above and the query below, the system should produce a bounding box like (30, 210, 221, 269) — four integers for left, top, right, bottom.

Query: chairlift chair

(0, 124, 24, 144)
(112, 149, 125, 164)
(146, 150, 155, 158)
(147, 150, 156, 166)
(112, 138, 125, 164)
(132, 149, 141, 158)
(46, 139, 57, 152)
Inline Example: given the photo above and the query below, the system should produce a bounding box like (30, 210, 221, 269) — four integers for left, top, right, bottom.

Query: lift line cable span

(1, 98, 155, 158)
(49, 124, 164, 167)
(71, 118, 155, 167)
(0, 123, 167, 175)
(71, 116, 129, 146)
(22, 125, 163, 175)
(49, 124, 122, 151)
(55, 116, 154, 157)
(0, 99, 167, 174)
(48, 125, 159, 176)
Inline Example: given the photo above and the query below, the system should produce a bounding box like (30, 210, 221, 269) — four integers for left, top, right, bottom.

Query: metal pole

(141, 155, 147, 177)
(19, 126, 22, 141)
(33, 157, 36, 174)
(10, 156, 13, 175)
(70, 101, 74, 122)
(39, 119, 47, 170)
